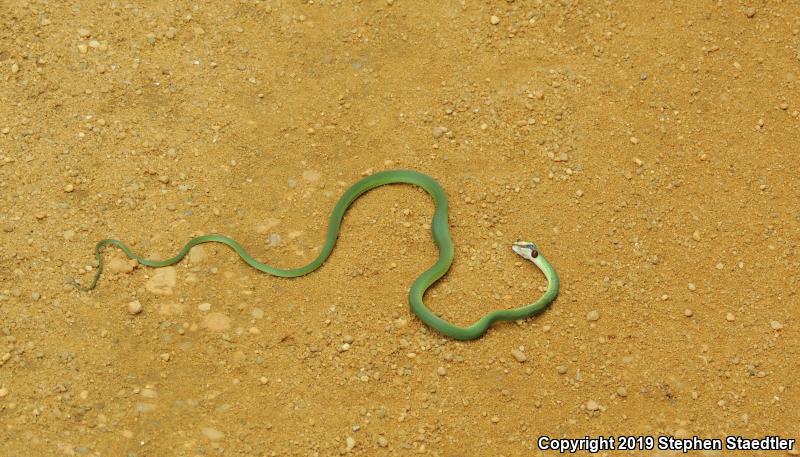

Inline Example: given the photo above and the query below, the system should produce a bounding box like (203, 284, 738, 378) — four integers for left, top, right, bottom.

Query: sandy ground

(1, 1, 799, 456)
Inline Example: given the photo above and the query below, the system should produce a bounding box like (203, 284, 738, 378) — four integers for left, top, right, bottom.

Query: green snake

(77, 169, 559, 340)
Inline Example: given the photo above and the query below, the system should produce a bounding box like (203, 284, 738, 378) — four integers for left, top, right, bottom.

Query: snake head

(512, 240, 538, 260)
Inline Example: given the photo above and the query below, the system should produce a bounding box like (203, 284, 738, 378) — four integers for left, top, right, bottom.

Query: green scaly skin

(77, 169, 559, 340)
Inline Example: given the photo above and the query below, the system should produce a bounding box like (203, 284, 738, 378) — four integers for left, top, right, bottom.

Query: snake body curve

(79, 169, 559, 340)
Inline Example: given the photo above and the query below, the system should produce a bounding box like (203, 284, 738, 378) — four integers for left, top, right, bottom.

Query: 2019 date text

(537, 435, 796, 453)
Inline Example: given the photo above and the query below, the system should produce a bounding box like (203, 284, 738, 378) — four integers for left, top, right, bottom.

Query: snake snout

(512, 241, 538, 260)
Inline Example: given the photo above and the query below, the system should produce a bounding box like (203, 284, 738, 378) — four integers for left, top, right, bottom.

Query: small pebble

(202, 312, 231, 331)
(586, 400, 600, 411)
(202, 427, 224, 441)
(432, 126, 447, 139)
(140, 388, 157, 399)
(557, 365, 568, 374)
(108, 258, 135, 274)
(145, 267, 177, 295)
(510, 349, 527, 363)
(302, 169, 321, 182)
(687, 283, 696, 291)
(135, 402, 156, 413)
(64, 184, 75, 193)
(346, 436, 356, 451)
(684, 309, 693, 317)
(586, 310, 600, 321)
(377, 436, 388, 448)
(437, 366, 447, 376)
(127, 300, 143, 315)
(616, 387, 627, 397)
(490, 15, 500, 25)
(188, 245, 207, 265)
(198, 302, 212, 312)
(744, 7, 756, 18)
(0, 387, 7, 398)
(726, 313, 736, 322)
(770, 321, 783, 330)
(630, 136, 639, 144)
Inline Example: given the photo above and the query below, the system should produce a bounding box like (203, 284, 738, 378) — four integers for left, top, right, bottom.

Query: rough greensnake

(77, 169, 559, 340)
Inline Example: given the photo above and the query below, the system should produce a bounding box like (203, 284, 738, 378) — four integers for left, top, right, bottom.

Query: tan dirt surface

(1, 1, 799, 456)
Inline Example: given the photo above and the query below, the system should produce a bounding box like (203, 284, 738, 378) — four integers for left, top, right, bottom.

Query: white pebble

(188, 245, 207, 265)
(108, 258, 135, 274)
(586, 310, 600, 321)
(145, 267, 177, 295)
(511, 349, 527, 363)
(490, 15, 500, 25)
(302, 169, 321, 182)
(202, 427, 224, 441)
(127, 300, 143, 315)
(770, 321, 783, 330)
